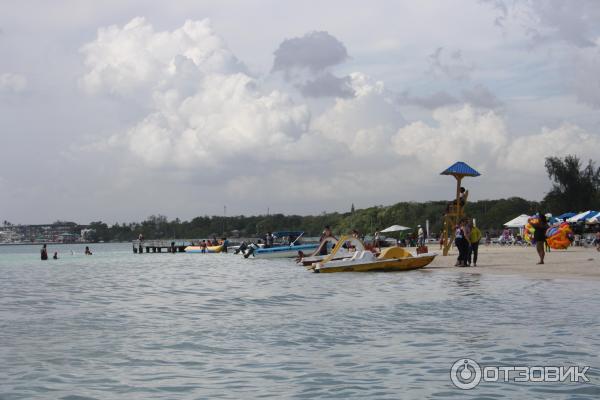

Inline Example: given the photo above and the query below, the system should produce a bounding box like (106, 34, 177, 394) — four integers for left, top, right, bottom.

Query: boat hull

(300, 250, 353, 266)
(185, 245, 225, 253)
(314, 254, 436, 273)
(252, 244, 318, 259)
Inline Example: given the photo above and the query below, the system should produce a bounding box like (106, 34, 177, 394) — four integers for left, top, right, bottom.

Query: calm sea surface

(1, 243, 599, 399)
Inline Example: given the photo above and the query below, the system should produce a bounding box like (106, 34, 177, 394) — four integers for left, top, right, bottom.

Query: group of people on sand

(40, 244, 92, 260)
(454, 218, 482, 267)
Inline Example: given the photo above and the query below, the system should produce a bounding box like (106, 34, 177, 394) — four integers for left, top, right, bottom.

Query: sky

(1, 0, 600, 224)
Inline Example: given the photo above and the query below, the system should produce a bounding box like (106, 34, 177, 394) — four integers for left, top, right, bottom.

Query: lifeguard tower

(440, 161, 481, 256)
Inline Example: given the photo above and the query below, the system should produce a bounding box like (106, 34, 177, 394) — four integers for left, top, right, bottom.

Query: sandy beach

(429, 244, 600, 280)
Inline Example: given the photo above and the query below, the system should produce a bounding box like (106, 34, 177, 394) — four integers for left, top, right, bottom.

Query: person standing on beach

(40, 244, 48, 260)
(417, 225, 424, 247)
(463, 220, 472, 265)
(533, 214, 549, 264)
(468, 222, 482, 267)
(454, 221, 468, 267)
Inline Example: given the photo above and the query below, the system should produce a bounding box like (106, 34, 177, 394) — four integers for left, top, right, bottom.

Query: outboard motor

(243, 243, 257, 258)
(235, 241, 248, 255)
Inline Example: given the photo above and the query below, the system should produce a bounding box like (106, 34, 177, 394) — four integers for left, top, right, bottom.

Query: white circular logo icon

(450, 358, 482, 389)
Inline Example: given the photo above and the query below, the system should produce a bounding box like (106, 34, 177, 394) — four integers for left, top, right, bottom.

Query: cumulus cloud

(501, 123, 600, 172)
(312, 73, 404, 156)
(78, 17, 598, 213)
(271, 31, 354, 98)
(461, 84, 503, 109)
(79, 17, 245, 96)
(484, 0, 600, 47)
(398, 90, 460, 109)
(399, 84, 501, 110)
(0, 73, 27, 93)
(123, 73, 311, 168)
(300, 73, 354, 98)
(392, 105, 507, 170)
(272, 31, 348, 73)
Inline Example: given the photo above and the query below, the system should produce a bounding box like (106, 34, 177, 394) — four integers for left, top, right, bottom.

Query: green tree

(88, 221, 110, 242)
(542, 155, 600, 214)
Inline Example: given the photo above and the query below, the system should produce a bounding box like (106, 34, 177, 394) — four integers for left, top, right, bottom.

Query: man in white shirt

(417, 225, 424, 247)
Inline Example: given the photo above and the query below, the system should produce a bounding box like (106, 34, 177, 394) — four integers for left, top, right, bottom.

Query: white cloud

(79, 17, 244, 96)
(124, 73, 311, 168)
(81, 18, 312, 169)
(312, 72, 404, 155)
(483, 0, 600, 47)
(74, 16, 599, 219)
(501, 123, 600, 172)
(392, 105, 507, 170)
(0, 73, 27, 93)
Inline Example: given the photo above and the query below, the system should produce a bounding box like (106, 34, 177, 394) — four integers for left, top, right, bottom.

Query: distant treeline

(86, 197, 542, 242)
(12, 154, 599, 243)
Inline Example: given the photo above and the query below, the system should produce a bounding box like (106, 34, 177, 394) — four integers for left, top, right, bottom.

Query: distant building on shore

(0, 222, 90, 244)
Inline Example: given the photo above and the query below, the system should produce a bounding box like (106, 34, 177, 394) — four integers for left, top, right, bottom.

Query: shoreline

(428, 245, 600, 281)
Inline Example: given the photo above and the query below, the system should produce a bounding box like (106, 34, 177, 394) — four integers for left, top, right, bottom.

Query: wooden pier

(132, 239, 198, 254)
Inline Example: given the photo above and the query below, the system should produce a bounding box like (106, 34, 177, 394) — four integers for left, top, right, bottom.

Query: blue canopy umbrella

(567, 211, 599, 223)
(557, 212, 576, 220)
(440, 161, 481, 177)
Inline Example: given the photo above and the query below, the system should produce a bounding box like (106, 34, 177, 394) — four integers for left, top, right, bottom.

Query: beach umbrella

(503, 214, 530, 228)
(585, 211, 600, 224)
(567, 211, 598, 223)
(557, 212, 576, 220)
(381, 225, 412, 233)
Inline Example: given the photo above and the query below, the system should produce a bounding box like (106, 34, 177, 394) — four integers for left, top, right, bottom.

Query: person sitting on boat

(265, 232, 274, 248)
(288, 234, 297, 245)
(319, 226, 334, 255)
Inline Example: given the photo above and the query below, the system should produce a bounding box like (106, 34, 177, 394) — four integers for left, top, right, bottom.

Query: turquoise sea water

(1, 243, 599, 399)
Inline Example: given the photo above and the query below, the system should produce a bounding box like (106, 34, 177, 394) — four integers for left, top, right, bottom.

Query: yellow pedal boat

(308, 236, 436, 273)
(184, 244, 225, 253)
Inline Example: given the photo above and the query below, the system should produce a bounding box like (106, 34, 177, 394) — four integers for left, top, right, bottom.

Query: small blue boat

(245, 231, 318, 259)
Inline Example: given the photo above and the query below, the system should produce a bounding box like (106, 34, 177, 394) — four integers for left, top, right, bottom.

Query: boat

(307, 236, 436, 273)
(244, 231, 318, 259)
(298, 236, 356, 266)
(185, 242, 227, 253)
